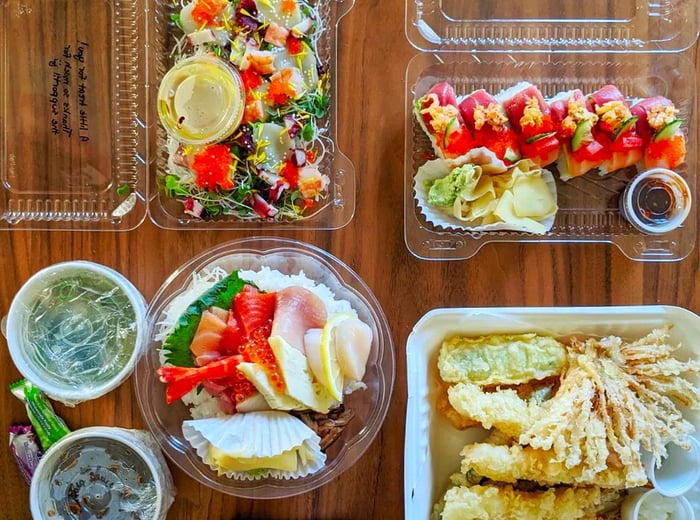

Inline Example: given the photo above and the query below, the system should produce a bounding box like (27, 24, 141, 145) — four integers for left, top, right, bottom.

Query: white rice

(158, 266, 359, 419)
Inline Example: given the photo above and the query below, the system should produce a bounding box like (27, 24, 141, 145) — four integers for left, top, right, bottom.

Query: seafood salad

(156, 266, 373, 479)
(157, 0, 332, 221)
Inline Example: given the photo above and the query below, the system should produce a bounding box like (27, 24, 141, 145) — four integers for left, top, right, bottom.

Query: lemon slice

(319, 313, 354, 401)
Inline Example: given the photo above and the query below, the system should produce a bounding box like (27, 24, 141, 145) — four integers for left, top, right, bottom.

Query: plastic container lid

(5, 261, 147, 405)
(406, 0, 699, 52)
(0, 0, 147, 230)
(30, 427, 175, 520)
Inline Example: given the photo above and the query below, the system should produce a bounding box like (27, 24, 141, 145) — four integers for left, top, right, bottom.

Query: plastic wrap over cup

(5, 261, 147, 405)
(30, 427, 175, 520)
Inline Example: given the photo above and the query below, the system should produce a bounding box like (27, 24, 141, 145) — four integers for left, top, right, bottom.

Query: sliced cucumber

(653, 119, 683, 142)
(442, 117, 461, 148)
(612, 116, 638, 141)
(571, 119, 593, 152)
(525, 131, 556, 145)
(503, 147, 520, 163)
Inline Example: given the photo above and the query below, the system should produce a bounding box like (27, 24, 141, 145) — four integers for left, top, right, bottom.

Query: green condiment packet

(9, 379, 71, 451)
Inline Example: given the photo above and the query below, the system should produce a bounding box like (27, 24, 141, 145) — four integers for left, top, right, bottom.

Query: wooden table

(1, 0, 699, 518)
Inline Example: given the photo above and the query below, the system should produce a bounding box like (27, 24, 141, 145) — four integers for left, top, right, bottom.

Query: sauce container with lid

(157, 54, 245, 145)
(621, 489, 695, 520)
(619, 168, 692, 235)
(4, 261, 147, 405)
(30, 427, 175, 520)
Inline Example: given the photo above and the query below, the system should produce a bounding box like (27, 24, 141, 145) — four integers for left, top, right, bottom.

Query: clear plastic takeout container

(0, 0, 147, 231)
(405, 0, 699, 52)
(404, 305, 700, 520)
(134, 237, 395, 498)
(404, 52, 697, 261)
(145, 0, 356, 230)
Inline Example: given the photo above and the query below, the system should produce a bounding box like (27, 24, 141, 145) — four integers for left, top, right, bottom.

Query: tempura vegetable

(438, 333, 567, 385)
(437, 484, 622, 520)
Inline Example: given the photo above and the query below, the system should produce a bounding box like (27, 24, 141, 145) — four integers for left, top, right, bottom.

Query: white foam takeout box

(404, 306, 700, 520)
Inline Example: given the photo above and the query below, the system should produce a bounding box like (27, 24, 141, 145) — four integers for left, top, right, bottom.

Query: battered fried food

(460, 443, 641, 488)
(447, 382, 537, 438)
(518, 329, 699, 487)
(438, 334, 567, 385)
(437, 484, 623, 520)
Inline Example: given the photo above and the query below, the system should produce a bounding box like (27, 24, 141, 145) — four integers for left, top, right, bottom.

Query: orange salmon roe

(239, 325, 286, 391)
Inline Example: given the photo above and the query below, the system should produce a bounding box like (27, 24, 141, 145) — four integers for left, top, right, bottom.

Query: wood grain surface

(1, 0, 699, 518)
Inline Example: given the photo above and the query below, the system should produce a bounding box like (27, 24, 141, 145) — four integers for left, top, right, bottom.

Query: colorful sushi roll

(549, 89, 607, 180)
(457, 89, 521, 165)
(496, 82, 560, 168)
(587, 85, 644, 175)
(414, 82, 474, 160)
(630, 96, 686, 171)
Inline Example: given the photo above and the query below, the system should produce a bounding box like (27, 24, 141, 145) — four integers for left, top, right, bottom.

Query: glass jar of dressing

(157, 55, 245, 145)
(619, 168, 691, 235)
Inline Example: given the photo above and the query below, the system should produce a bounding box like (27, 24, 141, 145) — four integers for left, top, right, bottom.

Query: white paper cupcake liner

(183, 411, 326, 480)
(414, 155, 558, 234)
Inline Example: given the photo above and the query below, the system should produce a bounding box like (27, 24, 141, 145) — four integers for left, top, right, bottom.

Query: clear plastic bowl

(133, 237, 395, 498)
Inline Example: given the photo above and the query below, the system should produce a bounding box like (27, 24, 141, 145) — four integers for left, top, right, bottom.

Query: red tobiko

(191, 0, 228, 26)
(192, 144, 234, 191)
(240, 69, 263, 92)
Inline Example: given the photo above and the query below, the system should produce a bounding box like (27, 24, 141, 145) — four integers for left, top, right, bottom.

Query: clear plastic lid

(0, 0, 147, 230)
(404, 52, 697, 261)
(406, 0, 699, 52)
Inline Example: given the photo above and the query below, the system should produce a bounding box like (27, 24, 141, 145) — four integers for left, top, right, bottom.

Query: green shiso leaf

(163, 270, 246, 367)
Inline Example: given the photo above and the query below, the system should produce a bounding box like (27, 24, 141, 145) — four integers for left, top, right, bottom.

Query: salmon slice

(271, 286, 327, 353)
(233, 284, 277, 336)
(190, 307, 229, 365)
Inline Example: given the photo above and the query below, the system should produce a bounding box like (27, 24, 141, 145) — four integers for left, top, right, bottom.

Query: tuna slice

(426, 81, 459, 108)
(588, 84, 625, 108)
(497, 82, 548, 132)
(548, 89, 593, 123)
(190, 307, 229, 366)
(458, 89, 499, 131)
(630, 96, 673, 141)
(271, 286, 327, 353)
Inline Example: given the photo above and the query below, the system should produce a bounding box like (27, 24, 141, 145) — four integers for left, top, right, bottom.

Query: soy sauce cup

(619, 168, 691, 235)
(621, 489, 695, 520)
(644, 436, 700, 497)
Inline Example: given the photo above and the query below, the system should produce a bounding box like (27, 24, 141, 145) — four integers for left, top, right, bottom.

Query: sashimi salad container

(134, 237, 394, 498)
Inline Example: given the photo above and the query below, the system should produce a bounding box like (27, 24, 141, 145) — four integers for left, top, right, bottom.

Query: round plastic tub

(5, 261, 147, 405)
(134, 237, 395, 498)
(30, 427, 175, 520)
